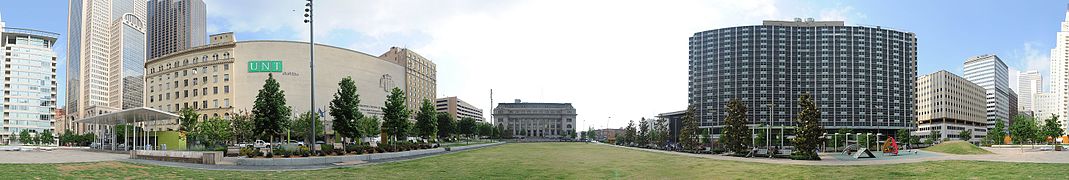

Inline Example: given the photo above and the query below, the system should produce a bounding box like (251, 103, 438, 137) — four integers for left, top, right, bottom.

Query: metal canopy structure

(73, 107, 179, 151)
(73, 107, 178, 125)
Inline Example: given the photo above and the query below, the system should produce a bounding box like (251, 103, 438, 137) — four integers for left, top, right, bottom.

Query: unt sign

(248, 61, 283, 72)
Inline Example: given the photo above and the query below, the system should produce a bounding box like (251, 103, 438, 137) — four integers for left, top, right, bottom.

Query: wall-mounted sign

(248, 60, 283, 72)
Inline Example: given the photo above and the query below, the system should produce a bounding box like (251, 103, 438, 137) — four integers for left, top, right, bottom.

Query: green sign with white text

(248, 61, 283, 72)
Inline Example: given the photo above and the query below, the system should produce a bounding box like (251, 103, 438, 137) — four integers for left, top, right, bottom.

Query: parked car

(236, 140, 271, 148)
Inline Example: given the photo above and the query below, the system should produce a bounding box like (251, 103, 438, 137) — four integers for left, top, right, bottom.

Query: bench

(131, 150, 224, 164)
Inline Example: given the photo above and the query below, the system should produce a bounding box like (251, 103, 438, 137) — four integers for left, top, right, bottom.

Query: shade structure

(73, 107, 180, 151)
(73, 107, 178, 125)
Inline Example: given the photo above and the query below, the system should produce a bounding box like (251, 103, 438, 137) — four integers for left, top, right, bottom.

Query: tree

(229, 111, 255, 143)
(896, 129, 911, 147)
(476, 122, 493, 137)
(497, 125, 513, 139)
(638, 118, 650, 146)
(1010, 115, 1038, 144)
(754, 126, 767, 147)
(654, 117, 669, 146)
(19, 130, 32, 145)
(721, 98, 749, 154)
(290, 112, 324, 141)
(193, 117, 232, 147)
(253, 73, 291, 142)
(457, 117, 477, 138)
(114, 125, 138, 144)
(1041, 115, 1064, 143)
(381, 87, 410, 143)
(927, 129, 941, 145)
(959, 129, 972, 142)
(329, 76, 365, 142)
(791, 93, 824, 160)
(37, 130, 54, 145)
(678, 105, 701, 152)
(178, 108, 199, 144)
(988, 118, 1006, 145)
(414, 99, 439, 140)
(621, 120, 636, 145)
(587, 126, 597, 140)
(436, 112, 457, 139)
(357, 116, 382, 139)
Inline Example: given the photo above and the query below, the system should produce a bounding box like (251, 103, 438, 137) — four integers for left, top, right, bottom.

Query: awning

(73, 107, 179, 125)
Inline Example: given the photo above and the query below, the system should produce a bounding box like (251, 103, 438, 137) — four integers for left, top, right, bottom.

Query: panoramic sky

(1, 0, 1067, 130)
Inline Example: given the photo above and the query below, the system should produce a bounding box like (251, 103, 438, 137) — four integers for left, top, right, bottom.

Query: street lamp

(303, 0, 317, 151)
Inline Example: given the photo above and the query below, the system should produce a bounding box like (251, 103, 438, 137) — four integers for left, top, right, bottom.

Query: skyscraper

(66, 0, 147, 134)
(688, 18, 917, 136)
(1050, 5, 1069, 135)
(1017, 70, 1041, 115)
(379, 47, 437, 115)
(962, 54, 1010, 130)
(147, 0, 206, 59)
(0, 16, 60, 143)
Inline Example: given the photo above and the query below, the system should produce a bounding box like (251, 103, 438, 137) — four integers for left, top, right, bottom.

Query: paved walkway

(609, 144, 1069, 165)
(120, 142, 506, 171)
(0, 149, 128, 164)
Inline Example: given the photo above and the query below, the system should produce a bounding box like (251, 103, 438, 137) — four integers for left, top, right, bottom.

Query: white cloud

(818, 4, 867, 23)
(1008, 42, 1051, 92)
(204, 0, 864, 130)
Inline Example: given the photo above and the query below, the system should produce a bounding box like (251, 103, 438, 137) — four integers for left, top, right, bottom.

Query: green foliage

(988, 118, 1006, 145)
(329, 76, 365, 141)
(436, 112, 457, 139)
(414, 99, 439, 140)
(37, 130, 54, 145)
(229, 111, 255, 143)
(240, 147, 258, 158)
(496, 124, 512, 139)
(475, 122, 494, 138)
(896, 129, 911, 146)
(638, 118, 650, 145)
(193, 117, 232, 147)
(381, 87, 411, 143)
(959, 130, 972, 142)
(19, 130, 32, 144)
(923, 141, 993, 155)
(928, 129, 941, 145)
(720, 99, 749, 153)
(458, 117, 477, 137)
(178, 108, 199, 137)
(754, 126, 766, 147)
(253, 73, 291, 141)
(679, 105, 701, 151)
(791, 93, 823, 160)
(654, 118, 668, 147)
(1009, 115, 1038, 144)
(1040, 115, 1064, 143)
(290, 112, 325, 141)
(621, 120, 637, 145)
(357, 116, 381, 138)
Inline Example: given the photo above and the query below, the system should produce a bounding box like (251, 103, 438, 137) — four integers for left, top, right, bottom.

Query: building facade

(435, 96, 484, 122)
(144, 33, 405, 131)
(1017, 70, 1041, 115)
(656, 110, 685, 144)
(378, 47, 436, 115)
(492, 99, 576, 138)
(0, 23, 60, 143)
(66, 0, 148, 134)
(109, 13, 146, 110)
(1051, 6, 1069, 135)
(962, 54, 1011, 130)
(1035, 92, 1058, 120)
(914, 70, 987, 142)
(688, 19, 917, 136)
(147, 0, 206, 59)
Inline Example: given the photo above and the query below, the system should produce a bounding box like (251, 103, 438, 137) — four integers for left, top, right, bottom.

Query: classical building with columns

(492, 99, 576, 138)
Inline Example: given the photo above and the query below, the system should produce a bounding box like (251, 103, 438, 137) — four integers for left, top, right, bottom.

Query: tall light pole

(303, 0, 316, 150)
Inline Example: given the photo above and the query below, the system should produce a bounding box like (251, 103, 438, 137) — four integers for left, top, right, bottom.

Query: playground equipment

(881, 137, 898, 156)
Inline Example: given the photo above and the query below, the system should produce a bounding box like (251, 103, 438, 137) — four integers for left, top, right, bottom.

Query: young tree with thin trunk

(253, 73, 291, 144)
(436, 112, 457, 139)
(721, 99, 750, 154)
(959, 129, 972, 142)
(329, 76, 364, 143)
(678, 106, 701, 152)
(381, 87, 410, 143)
(414, 99, 439, 141)
(791, 93, 824, 160)
(1041, 115, 1064, 144)
(638, 118, 650, 146)
(989, 118, 1006, 145)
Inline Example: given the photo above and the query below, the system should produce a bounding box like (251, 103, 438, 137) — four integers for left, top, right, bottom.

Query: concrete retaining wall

(131, 150, 224, 164)
(232, 142, 504, 166)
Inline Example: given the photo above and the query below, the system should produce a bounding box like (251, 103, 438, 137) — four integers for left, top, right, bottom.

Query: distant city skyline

(3, 0, 1069, 129)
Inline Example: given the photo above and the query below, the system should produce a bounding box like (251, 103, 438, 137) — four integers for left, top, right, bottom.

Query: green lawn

(2, 143, 1067, 179)
(924, 141, 994, 155)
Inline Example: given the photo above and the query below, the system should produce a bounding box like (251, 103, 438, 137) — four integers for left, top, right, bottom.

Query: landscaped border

(230, 142, 504, 166)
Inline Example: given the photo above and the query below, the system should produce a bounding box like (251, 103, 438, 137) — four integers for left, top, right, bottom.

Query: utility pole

(303, 0, 316, 150)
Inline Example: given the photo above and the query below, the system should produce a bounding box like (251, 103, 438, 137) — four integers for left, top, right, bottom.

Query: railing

(2, 27, 60, 38)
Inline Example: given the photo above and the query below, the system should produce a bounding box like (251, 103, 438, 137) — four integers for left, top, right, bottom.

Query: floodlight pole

(304, 0, 316, 151)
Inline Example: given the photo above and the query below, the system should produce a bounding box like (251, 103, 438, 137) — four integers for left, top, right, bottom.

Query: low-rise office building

(144, 32, 405, 131)
(492, 99, 576, 138)
(915, 70, 987, 142)
(435, 96, 484, 122)
(657, 110, 686, 144)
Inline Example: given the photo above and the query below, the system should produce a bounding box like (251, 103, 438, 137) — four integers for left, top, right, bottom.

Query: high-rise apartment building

(915, 70, 987, 142)
(0, 17, 60, 143)
(1017, 70, 1041, 115)
(379, 47, 437, 115)
(1050, 5, 1069, 135)
(688, 18, 917, 136)
(962, 54, 1010, 130)
(66, 0, 148, 134)
(435, 96, 485, 122)
(147, 0, 206, 59)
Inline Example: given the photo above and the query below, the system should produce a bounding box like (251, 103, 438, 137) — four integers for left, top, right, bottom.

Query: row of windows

(148, 85, 230, 103)
(149, 51, 231, 74)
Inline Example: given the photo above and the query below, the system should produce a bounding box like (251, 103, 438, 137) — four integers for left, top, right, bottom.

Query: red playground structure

(881, 137, 899, 155)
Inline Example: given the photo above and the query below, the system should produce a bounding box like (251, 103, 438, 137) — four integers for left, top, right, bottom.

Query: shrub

(345, 144, 360, 153)
(297, 146, 310, 157)
(322, 144, 335, 155)
(240, 147, 257, 158)
(265, 150, 274, 158)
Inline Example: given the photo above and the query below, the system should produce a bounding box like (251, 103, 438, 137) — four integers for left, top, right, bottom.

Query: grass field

(924, 141, 994, 155)
(2, 143, 1067, 179)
